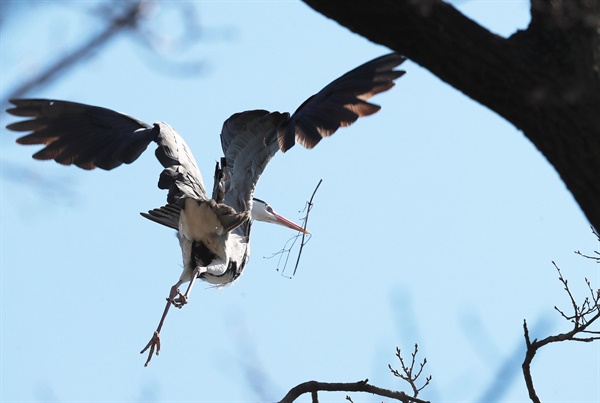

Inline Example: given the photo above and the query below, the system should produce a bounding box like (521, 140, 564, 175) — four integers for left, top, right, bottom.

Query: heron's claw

(140, 279, 195, 366)
(140, 331, 161, 367)
(169, 289, 189, 308)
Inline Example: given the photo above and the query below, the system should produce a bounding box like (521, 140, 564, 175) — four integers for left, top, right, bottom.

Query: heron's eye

(266, 205, 273, 213)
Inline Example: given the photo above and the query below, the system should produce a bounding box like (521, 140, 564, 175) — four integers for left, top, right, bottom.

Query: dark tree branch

(3, 0, 208, 109)
(1, 1, 146, 108)
(522, 261, 600, 402)
(278, 379, 429, 403)
(522, 320, 541, 403)
(302, 0, 600, 232)
(389, 344, 432, 397)
(281, 346, 431, 403)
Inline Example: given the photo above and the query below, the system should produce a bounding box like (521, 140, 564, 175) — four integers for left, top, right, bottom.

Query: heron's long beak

(271, 212, 311, 234)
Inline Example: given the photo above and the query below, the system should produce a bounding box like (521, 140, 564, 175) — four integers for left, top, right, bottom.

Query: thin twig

(292, 179, 322, 276)
(574, 250, 600, 261)
(263, 227, 312, 278)
(263, 179, 322, 278)
(574, 226, 600, 262)
(389, 344, 431, 397)
(553, 262, 580, 325)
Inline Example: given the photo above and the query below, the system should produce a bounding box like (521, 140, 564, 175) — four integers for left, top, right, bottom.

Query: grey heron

(6, 53, 406, 365)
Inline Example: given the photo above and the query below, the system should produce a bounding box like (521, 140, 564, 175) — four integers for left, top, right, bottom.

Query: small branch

(522, 260, 600, 402)
(522, 320, 541, 403)
(279, 346, 430, 402)
(389, 344, 432, 397)
(2, 1, 146, 107)
(574, 250, 600, 261)
(574, 226, 600, 262)
(292, 178, 322, 276)
(278, 379, 429, 403)
(553, 262, 580, 325)
(263, 233, 310, 277)
(264, 179, 322, 278)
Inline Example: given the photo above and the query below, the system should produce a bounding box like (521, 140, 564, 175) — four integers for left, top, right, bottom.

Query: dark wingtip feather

(277, 121, 296, 153)
(6, 99, 155, 171)
(281, 53, 407, 152)
(6, 119, 47, 132)
(372, 53, 407, 71)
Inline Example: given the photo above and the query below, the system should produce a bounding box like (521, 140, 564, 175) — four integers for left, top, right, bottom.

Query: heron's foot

(169, 289, 189, 308)
(140, 331, 161, 367)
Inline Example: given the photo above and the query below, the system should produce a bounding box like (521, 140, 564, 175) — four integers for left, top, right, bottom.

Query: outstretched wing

(219, 110, 288, 217)
(276, 53, 406, 152)
(217, 54, 406, 217)
(6, 99, 207, 211)
(6, 99, 156, 170)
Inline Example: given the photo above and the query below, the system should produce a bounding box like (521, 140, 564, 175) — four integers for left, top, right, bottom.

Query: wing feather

(276, 53, 406, 152)
(6, 99, 156, 170)
(219, 110, 288, 216)
(140, 203, 182, 230)
(6, 99, 207, 207)
(153, 122, 206, 204)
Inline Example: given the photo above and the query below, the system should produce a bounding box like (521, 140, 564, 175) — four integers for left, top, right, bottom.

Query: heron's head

(251, 198, 310, 234)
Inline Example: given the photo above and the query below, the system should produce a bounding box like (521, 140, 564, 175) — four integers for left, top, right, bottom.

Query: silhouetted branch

(522, 261, 600, 403)
(128, 1, 207, 77)
(575, 226, 600, 262)
(389, 344, 432, 397)
(280, 345, 431, 403)
(2, 1, 146, 107)
(278, 379, 429, 403)
(2, 0, 210, 109)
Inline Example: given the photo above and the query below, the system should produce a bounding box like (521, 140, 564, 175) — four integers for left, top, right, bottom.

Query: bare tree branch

(280, 345, 431, 403)
(522, 261, 600, 402)
(1, 1, 146, 108)
(278, 379, 430, 403)
(389, 344, 432, 397)
(575, 226, 600, 262)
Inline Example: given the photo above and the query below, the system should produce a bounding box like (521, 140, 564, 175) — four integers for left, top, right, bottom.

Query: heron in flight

(6, 53, 406, 365)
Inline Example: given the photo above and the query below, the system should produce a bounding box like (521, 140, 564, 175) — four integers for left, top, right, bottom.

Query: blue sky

(1, 1, 599, 402)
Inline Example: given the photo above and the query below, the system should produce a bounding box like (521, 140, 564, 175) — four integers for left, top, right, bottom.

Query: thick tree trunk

(303, 0, 600, 230)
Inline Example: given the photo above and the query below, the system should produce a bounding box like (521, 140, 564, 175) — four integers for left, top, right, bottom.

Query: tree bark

(303, 0, 600, 230)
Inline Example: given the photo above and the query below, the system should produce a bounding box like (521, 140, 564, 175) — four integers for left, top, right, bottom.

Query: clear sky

(1, 1, 599, 402)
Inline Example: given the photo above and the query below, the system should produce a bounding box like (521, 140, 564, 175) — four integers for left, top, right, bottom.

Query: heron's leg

(171, 266, 206, 308)
(140, 280, 183, 367)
